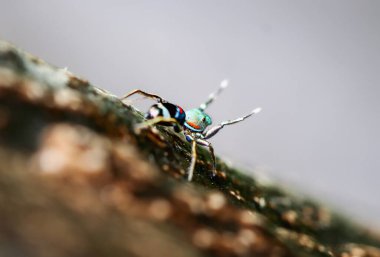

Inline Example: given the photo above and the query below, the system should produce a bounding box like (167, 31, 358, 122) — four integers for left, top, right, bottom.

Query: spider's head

(184, 108, 212, 133)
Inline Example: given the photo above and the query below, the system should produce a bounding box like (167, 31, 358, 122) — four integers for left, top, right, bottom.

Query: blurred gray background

(1, 1, 379, 227)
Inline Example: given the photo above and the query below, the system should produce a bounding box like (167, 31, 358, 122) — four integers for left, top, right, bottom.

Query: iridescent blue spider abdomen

(145, 102, 186, 125)
(184, 108, 212, 132)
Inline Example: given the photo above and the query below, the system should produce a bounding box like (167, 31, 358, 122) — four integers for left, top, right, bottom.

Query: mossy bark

(0, 40, 379, 257)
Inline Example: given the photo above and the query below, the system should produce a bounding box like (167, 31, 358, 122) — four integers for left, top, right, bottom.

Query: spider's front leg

(187, 138, 197, 181)
(186, 134, 216, 181)
(195, 138, 216, 176)
(203, 107, 262, 139)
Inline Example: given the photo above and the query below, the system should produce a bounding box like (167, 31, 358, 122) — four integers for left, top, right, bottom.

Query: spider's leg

(120, 89, 165, 103)
(135, 117, 180, 133)
(188, 139, 197, 181)
(199, 79, 229, 111)
(203, 107, 262, 139)
(196, 138, 216, 176)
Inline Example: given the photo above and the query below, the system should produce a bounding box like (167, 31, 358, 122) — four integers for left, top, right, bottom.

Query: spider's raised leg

(199, 79, 229, 111)
(120, 89, 166, 103)
(203, 107, 262, 139)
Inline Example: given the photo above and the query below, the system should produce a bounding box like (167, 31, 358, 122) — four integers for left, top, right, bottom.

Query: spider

(120, 80, 261, 181)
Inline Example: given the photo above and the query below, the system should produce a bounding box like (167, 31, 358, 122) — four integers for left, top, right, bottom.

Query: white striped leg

(199, 79, 229, 111)
(203, 107, 262, 139)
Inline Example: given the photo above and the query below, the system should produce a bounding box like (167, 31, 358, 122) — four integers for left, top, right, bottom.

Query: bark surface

(0, 40, 379, 257)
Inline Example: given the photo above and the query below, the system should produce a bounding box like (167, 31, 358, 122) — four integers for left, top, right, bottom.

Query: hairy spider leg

(120, 89, 166, 103)
(203, 107, 262, 140)
(199, 79, 229, 111)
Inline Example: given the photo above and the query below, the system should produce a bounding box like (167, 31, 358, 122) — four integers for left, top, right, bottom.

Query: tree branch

(0, 40, 379, 257)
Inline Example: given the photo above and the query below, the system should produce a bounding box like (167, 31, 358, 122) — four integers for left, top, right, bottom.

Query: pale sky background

(1, 1, 379, 228)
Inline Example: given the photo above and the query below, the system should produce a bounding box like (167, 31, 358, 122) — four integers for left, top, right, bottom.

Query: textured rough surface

(0, 40, 380, 257)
